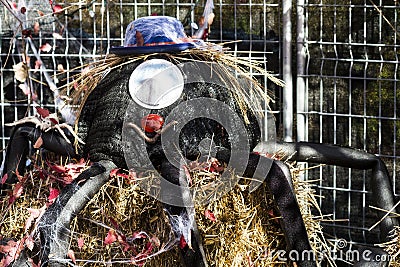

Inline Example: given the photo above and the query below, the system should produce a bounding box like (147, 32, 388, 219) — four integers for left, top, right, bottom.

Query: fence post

(296, 0, 307, 142)
(282, 0, 293, 141)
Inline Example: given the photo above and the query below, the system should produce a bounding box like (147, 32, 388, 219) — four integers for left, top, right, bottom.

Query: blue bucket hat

(110, 16, 195, 55)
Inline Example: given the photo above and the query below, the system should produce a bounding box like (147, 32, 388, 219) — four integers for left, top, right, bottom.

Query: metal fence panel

(299, 0, 400, 245)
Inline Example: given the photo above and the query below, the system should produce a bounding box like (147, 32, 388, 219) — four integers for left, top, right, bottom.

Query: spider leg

(10, 160, 115, 267)
(271, 141, 398, 267)
(1, 124, 76, 189)
(273, 141, 398, 242)
(159, 159, 207, 267)
(243, 153, 316, 267)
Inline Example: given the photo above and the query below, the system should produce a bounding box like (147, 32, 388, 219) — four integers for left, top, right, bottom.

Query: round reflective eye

(129, 59, 184, 109)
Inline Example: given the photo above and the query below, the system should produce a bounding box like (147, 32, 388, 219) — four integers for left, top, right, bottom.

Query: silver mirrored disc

(129, 59, 184, 109)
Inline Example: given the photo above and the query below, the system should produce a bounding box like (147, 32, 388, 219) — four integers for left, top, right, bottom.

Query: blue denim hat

(125, 16, 190, 46)
(110, 16, 195, 55)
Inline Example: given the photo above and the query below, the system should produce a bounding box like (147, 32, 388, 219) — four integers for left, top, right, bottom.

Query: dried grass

(380, 226, 400, 266)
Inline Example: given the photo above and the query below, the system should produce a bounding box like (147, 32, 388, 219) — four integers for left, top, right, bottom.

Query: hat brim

(109, 43, 195, 55)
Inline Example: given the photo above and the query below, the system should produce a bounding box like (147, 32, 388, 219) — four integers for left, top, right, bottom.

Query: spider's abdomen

(77, 63, 137, 168)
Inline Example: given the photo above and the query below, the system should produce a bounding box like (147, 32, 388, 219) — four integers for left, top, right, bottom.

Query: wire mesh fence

(298, 0, 400, 246)
(0, 0, 399, 251)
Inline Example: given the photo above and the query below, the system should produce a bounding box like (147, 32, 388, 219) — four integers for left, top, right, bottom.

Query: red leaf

(0, 240, 18, 266)
(39, 43, 52, 53)
(104, 230, 117, 245)
(63, 160, 87, 181)
(8, 195, 16, 205)
(110, 168, 129, 179)
(143, 241, 153, 254)
(33, 22, 40, 35)
(33, 137, 43, 149)
(15, 169, 25, 183)
(0, 238, 24, 266)
(48, 188, 60, 203)
(52, 4, 63, 14)
(34, 60, 41, 71)
(179, 235, 187, 249)
(0, 239, 17, 254)
(49, 0, 53, 5)
(13, 183, 24, 198)
(108, 217, 119, 230)
(1, 174, 8, 184)
(25, 236, 34, 251)
(21, 29, 31, 38)
(77, 238, 84, 249)
(109, 168, 119, 178)
(37, 10, 44, 16)
(204, 209, 216, 222)
(28, 258, 41, 267)
(53, 33, 63, 40)
(25, 207, 45, 232)
(12, 2, 17, 9)
(132, 231, 147, 240)
(20, 7, 26, 14)
(67, 249, 76, 264)
(151, 235, 160, 248)
(8, 182, 24, 205)
(49, 118, 58, 125)
(116, 234, 130, 252)
(57, 64, 65, 72)
(49, 164, 66, 174)
(36, 107, 50, 118)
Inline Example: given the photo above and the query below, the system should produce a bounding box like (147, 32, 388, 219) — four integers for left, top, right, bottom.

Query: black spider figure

(1, 54, 397, 267)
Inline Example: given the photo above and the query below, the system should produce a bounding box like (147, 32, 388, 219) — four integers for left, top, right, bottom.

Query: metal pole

(282, 0, 293, 141)
(297, 0, 306, 141)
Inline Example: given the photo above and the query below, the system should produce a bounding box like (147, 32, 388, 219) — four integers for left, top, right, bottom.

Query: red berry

(141, 114, 164, 133)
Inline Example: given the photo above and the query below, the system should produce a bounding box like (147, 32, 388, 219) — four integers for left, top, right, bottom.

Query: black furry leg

(10, 160, 114, 267)
(244, 153, 316, 267)
(273, 141, 398, 242)
(2, 124, 75, 187)
(271, 141, 398, 267)
(159, 160, 207, 267)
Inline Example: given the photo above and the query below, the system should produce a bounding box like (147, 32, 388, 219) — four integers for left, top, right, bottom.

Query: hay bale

(0, 154, 330, 266)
